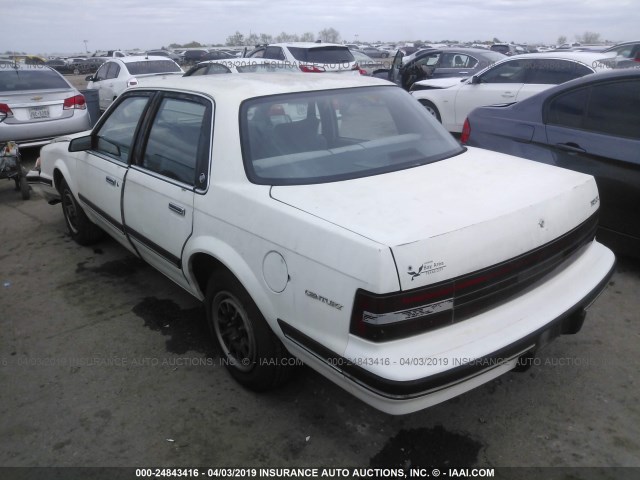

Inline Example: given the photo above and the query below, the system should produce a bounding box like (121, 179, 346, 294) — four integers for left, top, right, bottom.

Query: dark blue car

(462, 69, 640, 257)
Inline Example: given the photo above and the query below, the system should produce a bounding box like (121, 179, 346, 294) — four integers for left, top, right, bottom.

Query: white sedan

(28, 74, 614, 414)
(411, 52, 610, 133)
(86, 56, 183, 111)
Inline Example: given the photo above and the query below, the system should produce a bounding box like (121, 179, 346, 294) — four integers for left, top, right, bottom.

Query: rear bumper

(279, 241, 615, 414)
(26, 170, 59, 203)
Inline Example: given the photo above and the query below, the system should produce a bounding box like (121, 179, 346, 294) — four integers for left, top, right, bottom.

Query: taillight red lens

(461, 118, 471, 144)
(63, 94, 87, 110)
(299, 65, 325, 73)
(0, 103, 14, 117)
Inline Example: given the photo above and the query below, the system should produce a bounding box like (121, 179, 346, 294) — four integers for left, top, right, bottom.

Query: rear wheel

(60, 179, 104, 245)
(206, 270, 294, 391)
(419, 100, 442, 123)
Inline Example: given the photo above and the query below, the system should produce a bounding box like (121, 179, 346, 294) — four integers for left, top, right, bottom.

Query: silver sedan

(0, 64, 91, 148)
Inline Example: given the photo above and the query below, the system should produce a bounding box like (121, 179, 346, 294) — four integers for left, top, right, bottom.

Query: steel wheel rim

(212, 292, 256, 372)
(62, 190, 79, 233)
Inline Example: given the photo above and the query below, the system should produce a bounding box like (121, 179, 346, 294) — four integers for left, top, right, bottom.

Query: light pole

(83, 40, 88, 54)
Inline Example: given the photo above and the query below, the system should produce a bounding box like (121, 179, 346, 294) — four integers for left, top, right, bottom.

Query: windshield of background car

(287, 47, 355, 64)
(125, 60, 181, 75)
(0, 68, 70, 92)
(240, 86, 463, 185)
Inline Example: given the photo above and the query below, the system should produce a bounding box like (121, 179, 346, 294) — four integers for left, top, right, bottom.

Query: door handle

(555, 142, 586, 154)
(168, 203, 185, 216)
(105, 176, 117, 186)
(501, 92, 515, 97)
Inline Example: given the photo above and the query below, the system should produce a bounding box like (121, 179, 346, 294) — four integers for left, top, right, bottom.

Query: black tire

(205, 269, 294, 391)
(59, 179, 104, 245)
(419, 100, 442, 123)
(20, 175, 30, 200)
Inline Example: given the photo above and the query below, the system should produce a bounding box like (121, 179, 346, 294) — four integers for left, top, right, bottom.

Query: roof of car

(495, 51, 614, 70)
(110, 55, 178, 63)
(268, 42, 348, 48)
(133, 72, 393, 102)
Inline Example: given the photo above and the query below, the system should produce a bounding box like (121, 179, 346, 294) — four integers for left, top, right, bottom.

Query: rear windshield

(125, 60, 181, 75)
(0, 67, 70, 91)
(490, 45, 510, 54)
(287, 47, 355, 64)
(240, 86, 463, 185)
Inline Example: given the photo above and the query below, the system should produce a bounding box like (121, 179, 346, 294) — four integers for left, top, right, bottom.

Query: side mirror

(85, 75, 95, 82)
(68, 135, 92, 152)
(470, 75, 481, 85)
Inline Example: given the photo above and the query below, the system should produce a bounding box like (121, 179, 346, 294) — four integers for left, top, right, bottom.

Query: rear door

(516, 59, 594, 102)
(122, 92, 213, 289)
(544, 77, 640, 241)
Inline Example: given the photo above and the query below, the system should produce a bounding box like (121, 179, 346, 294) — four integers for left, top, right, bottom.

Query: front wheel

(206, 270, 294, 391)
(419, 100, 442, 123)
(59, 179, 104, 245)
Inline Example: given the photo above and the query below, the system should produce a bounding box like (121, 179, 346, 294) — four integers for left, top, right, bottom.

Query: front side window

(139, 96, 211, 185)
(480, 60, 527, 83)
(241, 86, 462, 185)
(95, 95, 150, 163)
(93, 63, 109, 81)
(106, 63, 120, 79)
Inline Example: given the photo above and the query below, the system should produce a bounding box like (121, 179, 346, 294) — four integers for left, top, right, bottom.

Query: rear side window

(263, 47, 286, 61)
(140, 96, 211, 185)
(546, 87, 588, 128)
(546, 79, 640, 139)
(0, 68, 70, 91)
(125, 60, 181, 75)
(584, 80, 640, 139)
(288, 46, 355, 63)
(525, 59, 593, 84)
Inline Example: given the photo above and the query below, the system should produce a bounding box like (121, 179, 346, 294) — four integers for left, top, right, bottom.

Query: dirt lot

(1, 151, 639, 476)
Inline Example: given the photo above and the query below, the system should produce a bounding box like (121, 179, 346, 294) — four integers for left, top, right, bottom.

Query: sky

(4, 0, 638, 56)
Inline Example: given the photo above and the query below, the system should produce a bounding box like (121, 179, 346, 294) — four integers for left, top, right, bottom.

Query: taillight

(351, 284, 455, 342)
(461, 118, 471, 144)
(63, 95, 87, 110)
(299, 65, 325, 73)
(0, 103, 14, 121)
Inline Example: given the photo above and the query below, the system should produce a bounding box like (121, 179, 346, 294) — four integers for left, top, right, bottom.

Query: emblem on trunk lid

(407, 260, 446, 280)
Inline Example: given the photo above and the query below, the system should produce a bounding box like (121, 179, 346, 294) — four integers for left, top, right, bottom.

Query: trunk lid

(270, 147, 600, 290)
